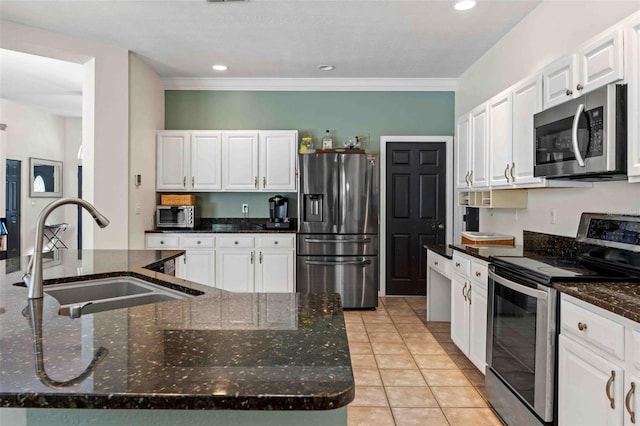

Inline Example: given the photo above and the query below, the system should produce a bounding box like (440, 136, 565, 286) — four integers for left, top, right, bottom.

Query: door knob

(438, 224, 445, 230)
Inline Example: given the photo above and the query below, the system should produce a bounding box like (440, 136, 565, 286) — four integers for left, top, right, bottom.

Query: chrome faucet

(23, 197, 110, 299)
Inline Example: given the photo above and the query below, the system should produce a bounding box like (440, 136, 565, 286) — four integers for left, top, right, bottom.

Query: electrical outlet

(550, 208, 556, 224)
(242, 204, 249, 214)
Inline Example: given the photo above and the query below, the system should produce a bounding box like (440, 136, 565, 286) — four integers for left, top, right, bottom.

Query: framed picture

(30, 158, 62, 198)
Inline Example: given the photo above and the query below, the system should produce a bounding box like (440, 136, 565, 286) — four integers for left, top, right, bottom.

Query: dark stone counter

(423, 244, 453, 259)
(146, 218, 297, 234)
(554, 282, 640, 323)
(0, 250, 354, 411)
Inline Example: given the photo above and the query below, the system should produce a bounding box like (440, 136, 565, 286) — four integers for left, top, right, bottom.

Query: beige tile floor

(345, 296, 503, 426)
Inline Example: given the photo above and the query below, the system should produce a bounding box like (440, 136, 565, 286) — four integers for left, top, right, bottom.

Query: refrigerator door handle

(304, 259, 372, 266)
(304, 238, 371, 244)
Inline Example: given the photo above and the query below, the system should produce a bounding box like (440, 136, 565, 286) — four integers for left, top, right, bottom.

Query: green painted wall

(165, 90, 455, 218)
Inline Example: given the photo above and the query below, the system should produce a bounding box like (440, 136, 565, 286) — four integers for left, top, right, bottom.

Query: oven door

(487, 268, 557, 424)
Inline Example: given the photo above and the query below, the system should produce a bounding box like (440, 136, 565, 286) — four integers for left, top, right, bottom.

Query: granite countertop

(423, 244, 453, 259)
(0, 250, 354, 410)
(146, 218, 297, 234)
(554, 281, 640, 323)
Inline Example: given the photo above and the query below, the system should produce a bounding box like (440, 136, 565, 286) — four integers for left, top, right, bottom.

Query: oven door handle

(571, 103, 586, 167)
(489, 270, 548, 300)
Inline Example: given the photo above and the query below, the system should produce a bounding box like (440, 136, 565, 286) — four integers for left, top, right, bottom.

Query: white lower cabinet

(558, 294, 639, 426)
(450, 252, 488, 373)
(145, 233, 295, 292)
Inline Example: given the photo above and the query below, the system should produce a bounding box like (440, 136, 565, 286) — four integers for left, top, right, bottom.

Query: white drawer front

(470, 261, 488, 287)
(146, 234, 180, 249)
(217, 235, 255, 248)
(632, 328, 640, 372)
(428, 251, 450, 277)
(182, 235, 216, 249)
(256, 235, 295, 249)
(561, 298, 625, 361)
(452, 253, 471, 276)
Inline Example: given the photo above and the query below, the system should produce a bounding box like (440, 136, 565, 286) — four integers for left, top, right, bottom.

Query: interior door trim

(379, 136, 454, 296)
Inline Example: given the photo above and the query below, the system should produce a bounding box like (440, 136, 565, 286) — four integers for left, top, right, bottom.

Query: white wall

(456, 1, 640, 242)
(1, 21, 130, 250)
(128, 53, 165, 249)
(63, 118, 82, 249)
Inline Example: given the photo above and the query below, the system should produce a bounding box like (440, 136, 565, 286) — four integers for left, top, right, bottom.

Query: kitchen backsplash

(522, 230, 580, 258)
(195, 193, 298, 219)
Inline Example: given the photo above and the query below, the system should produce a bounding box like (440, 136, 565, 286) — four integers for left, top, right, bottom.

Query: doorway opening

(6, 159, 21, 259)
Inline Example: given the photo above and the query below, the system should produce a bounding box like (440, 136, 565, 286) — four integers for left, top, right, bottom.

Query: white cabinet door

(455, 114, 472, 189)
(511, 74, 544, 186)
(627, 16, 640, 181)
(157, 131, 189, 190)
(543, 55, 577, 109)
(183, 250, 215, 287)
(222, 131, 259, 190)
(468, 281, 487, 372)
(259, 131, 297, 192)
(216, 249, 255, 292)
(577, 27, 624, 95)
(255, 250, 294, 292)
(451, 274, 469, 354)
(470, 104, 489, 188)
(191, 131, 222, 190)
(488, 90, 513, 187)
(558, 334, 625, 426)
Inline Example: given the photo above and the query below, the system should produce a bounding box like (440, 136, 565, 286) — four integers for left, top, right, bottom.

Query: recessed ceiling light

(454, 0, 476, 11)
(318, 64, 336, 71)
(212, 64, 228, 71)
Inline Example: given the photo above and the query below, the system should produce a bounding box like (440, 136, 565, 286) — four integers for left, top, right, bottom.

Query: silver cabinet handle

(469, 170, 473, 185)
(304, 260, 371, 266)
(192, 176, 195, 187)
(462, 282, 468, 302)
(183, 255, 186, 264)
(606, 370, 616, 409)
(571, 103, 586, 167)
(467, 284, 472, 304)
(254, 176, 258, 188)
(504, 164, 510, 182)
(183, 176, 186, 188)
(259, 251, 263, 264)
(576, 83, 584, 92)
(578, 322, 587, 331)
(263, 177, 266, 188)
(251, 251, 254, 264)
(626, 382, 636, 424)
(510, 162, 515, 180)
(434, 260, 439, 266)
(464, 171, 470, 186)
(566, 88, 573, 96)
(475, 271, 481, 278)
(455, 262, 461, 267)
(304, 238, 371, 243)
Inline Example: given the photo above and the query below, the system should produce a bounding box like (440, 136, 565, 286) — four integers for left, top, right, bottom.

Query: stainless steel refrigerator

(296, 152, 379, 309)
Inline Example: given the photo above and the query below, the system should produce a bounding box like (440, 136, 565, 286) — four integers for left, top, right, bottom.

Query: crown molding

(162, 77, 457, 91)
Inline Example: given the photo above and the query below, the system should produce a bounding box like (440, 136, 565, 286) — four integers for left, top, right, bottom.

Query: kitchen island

(0, 250, 353, 426)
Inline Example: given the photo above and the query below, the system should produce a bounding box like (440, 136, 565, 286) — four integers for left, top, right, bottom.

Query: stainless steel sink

(44, 276, 191, 318)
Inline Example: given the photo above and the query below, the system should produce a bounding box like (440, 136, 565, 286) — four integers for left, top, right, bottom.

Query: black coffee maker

(267, 195, 291, 229)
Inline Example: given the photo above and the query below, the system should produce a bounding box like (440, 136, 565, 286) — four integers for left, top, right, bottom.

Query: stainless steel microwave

(533, 83, 627, 180)
(156, 205, 198, 228)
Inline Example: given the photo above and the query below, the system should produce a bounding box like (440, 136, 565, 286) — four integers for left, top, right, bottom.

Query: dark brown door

(6, 159, 21, 259)
(386, 142, 446, 295)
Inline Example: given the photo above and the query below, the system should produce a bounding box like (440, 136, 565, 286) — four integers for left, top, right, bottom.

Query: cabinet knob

(160, 241, 164, 245)
(434, 260, 439, 266)
(197, 241, 201, 244)
(576, 83, 584, 92)
(577, 322, 587, 331)
(565, 89, 573, 96)
(475, 271, 481, 277)
(274, 241, 278, 245)
(455, 262, 461, 267)
(234, 241, 238, 245)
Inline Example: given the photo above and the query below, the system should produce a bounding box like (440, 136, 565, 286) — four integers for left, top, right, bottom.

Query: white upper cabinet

(455, 114, 472, 189)
(543, 26, 624, 109)
(259, 131, 298, 192)
(157, 131, 190, 190)
(157, 130, 221, 191)
(511, 74, 544, 186)
(470, 104, 489, 188)
(222, 131, 259, 190)
(488, 89, 513, 187)
(191, 131, 222, 190)
(627, 14, 640, 182)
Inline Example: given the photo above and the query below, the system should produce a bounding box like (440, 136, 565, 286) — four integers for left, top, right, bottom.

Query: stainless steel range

(486, 213, 640, 426)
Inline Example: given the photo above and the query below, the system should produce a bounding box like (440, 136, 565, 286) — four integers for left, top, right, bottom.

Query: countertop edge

(553, 282, 640, 324)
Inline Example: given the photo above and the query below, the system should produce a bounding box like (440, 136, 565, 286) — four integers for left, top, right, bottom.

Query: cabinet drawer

(561, 297, 625, 361)
(146, 234, 180, 249)
(452, 253, 471, 276)
(182, 235, 216, 249)
(470, 261, 488, 287)
(217, 235, 255, 248)
(428, 251, 450, 277)
(256, 235, 295, 249)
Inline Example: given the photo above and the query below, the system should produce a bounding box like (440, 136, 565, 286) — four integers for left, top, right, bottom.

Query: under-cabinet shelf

(458, 189, 527, 208)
